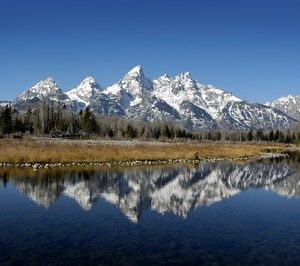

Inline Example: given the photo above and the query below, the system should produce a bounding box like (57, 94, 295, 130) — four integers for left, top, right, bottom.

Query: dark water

(1, 157, 300, 265)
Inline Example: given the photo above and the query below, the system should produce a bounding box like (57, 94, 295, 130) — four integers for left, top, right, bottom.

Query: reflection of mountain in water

(266, 172, 300, 198)
(1, 160, 298, 223)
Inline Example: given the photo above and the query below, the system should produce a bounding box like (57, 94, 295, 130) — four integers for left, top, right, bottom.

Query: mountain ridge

(7, 66, 299, 130)
(266, 95, 300, 121)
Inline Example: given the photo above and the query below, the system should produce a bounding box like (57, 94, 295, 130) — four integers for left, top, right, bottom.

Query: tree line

(0, 102, 299, 143)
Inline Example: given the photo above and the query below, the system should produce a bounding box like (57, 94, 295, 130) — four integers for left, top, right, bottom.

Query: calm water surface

(1, 157, 300, 265)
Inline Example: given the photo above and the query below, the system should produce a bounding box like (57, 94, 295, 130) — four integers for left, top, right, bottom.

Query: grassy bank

(0, 137, 286, 164)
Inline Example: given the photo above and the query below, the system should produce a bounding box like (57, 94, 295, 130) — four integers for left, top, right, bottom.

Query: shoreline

(0, 152, 289, 170)
(0, 137, 296, 170)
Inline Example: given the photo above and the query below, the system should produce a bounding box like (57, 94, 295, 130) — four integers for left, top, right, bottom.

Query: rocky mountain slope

(66, 76, 102, 111)
(266, 95, 300, 121)
(11, 77, 69, 110)
(8, 66, 298, 130)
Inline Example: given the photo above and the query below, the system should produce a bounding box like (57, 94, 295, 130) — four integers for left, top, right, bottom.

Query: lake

(1, 157, 300, 265)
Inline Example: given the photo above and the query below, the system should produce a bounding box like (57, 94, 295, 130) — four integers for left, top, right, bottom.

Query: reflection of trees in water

(0, 159, 299, 222)
(1, 171, 9, 187)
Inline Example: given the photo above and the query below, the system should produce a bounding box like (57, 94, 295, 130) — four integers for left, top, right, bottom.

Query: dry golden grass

(0, 137, 284, 164)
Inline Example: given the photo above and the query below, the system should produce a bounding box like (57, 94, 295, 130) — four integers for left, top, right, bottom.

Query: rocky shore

(0, 152, 289, 171)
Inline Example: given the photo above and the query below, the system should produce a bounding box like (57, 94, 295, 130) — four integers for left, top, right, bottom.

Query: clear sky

(0, 0, 299, 103)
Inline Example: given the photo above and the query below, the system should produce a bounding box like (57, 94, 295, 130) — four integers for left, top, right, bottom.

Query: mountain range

(5, 65, 300, 131)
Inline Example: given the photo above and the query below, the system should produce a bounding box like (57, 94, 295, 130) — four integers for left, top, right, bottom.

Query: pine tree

(0, 106, 12, 134)
(81, 107, 99, 133)
(126, 124, 137, 139)
(285, 130, 292, 143)
(274, 130, 280, 142)
(247, 130, 253, 141)
(268, 130, 274, 142)
(279, 131, 285, 143)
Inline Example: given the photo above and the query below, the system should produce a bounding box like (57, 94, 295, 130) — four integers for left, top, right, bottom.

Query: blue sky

(0, 0, 299, 102)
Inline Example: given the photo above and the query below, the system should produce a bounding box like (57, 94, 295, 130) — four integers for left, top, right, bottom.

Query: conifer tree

(0, 106, 12, 134)
(81, 106, 99, 133)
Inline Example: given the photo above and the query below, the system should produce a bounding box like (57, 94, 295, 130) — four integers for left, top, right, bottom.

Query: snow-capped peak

(269, 95, 296, 105)
(173, 72, 199, 89)
(110, 65, 153, 106)
(127, 65, 143, 76)
(199, 85, 242, 120)
(152, 72, 246, 123)
(267, 94, 300, 120)
(66, 76, 102, 107)
(12, 77, 69, 106)
(120, 65, 148, 84)
(78, 76, 101, 89)
(153, 72, 205, 113)
(176, 72, 192, 80)
(35, 76, 55, 85)
(8, 66, 298, 130)
(31, 77, 59, 94)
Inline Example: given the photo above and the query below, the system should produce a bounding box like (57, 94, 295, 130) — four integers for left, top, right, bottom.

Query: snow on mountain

(0, 101, 11, 107)
(153, 72, 205, 112)
(266, 95, 300, 121)
(152, 73, 241, 122)
(66, 76, 102, 110)
(7, 67, 299, 130)
(150, 71, 297, 130)
(126, 95, 182, 123)
(119, 65, 153, 101)
(199, 85, 242, 120)
(218, 101, 297, 130)
(12, 77, 70, 110)
(150, 72, 219, 129)
(103, 65, 153, 108)
(157, 73, 297, 129)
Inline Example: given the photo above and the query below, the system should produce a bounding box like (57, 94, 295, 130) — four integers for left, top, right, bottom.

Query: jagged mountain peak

(79, 76, 101, 88)
(45, 76, 55, 82)
(154, 71, 197, 87)
(269, 94, 298, 104)
(32, 77, 59, 91)
(8, 66, 299, 130)
(111, 65, 153, 106)
(66, 76, 102, 109)
(175, 72, 192, 80)
(36, 76, 55, 84)
(120, 65, 148, 84)
(155, 73, 171, 82)
(29, 77, 63, 95)
(152, 72, 209, 122)
(279, 94, 294, 100)
(12, 77, 69, 108)
(173, 72, 200, 92)
(266, 94, 300, 120)
(73, 76, 102, 92)
(126, 65, 143, 76)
